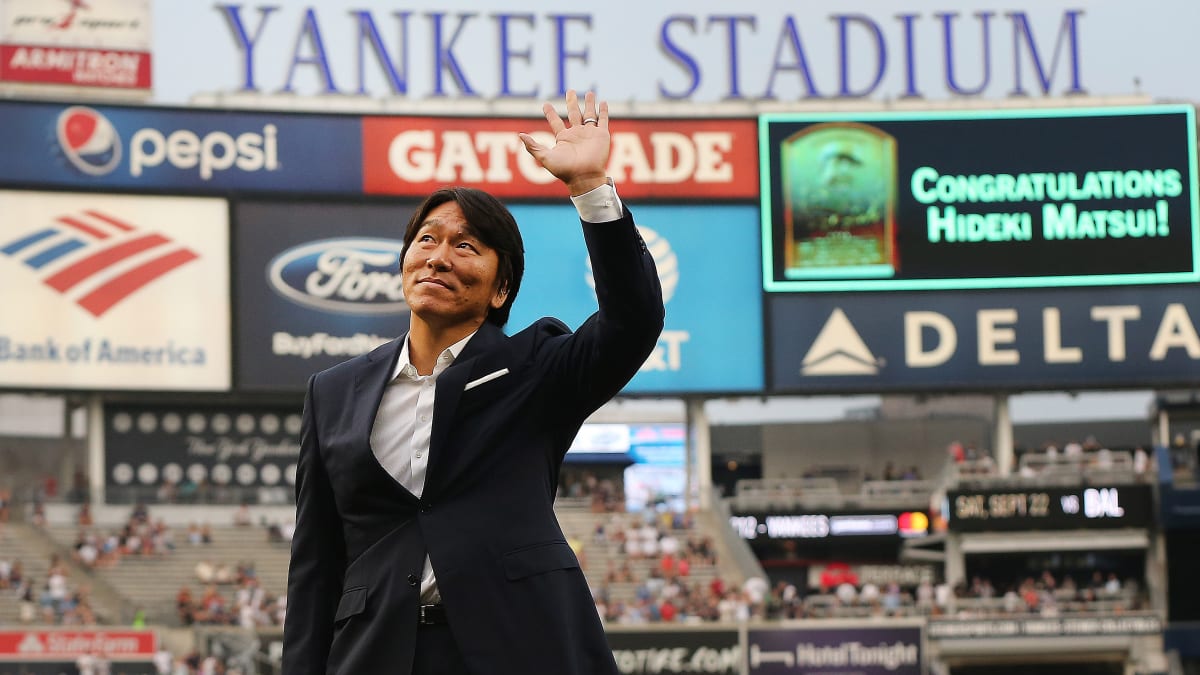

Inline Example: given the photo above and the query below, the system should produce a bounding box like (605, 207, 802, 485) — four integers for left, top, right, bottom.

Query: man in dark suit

(282, 91, 664, 674)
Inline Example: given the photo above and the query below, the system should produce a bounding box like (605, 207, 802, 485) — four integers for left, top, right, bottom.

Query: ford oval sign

(268, 238, 408, 314)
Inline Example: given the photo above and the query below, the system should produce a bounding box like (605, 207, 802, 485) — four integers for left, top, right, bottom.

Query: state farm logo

(0, 208, 199, 317)
(17, 633, 45, 654)
(57, 106, 121, 176)
(55, 106, 280, 180)
(268, 238, 407, 315)
(586, 226, 678, 303)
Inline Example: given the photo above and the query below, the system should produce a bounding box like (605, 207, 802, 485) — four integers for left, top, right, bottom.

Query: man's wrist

(567, 173, 609, 197)
(571, 178, 623, 223)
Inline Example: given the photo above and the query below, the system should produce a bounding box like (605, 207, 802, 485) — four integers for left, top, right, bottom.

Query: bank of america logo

(0, 210, 199, 317)
(801, 308, 883, 375)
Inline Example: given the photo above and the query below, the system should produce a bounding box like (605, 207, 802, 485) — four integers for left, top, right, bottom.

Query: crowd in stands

(950, 436, 1156, 478)
(177, 563, 287, 630)
(559, 470, 625, 513)
(865, 461, 923, 482)
(154, 648, 255, 675)
(1015, 436, 1153, 477)
(66, 503, 215, 571)
(750, 568, 1146, 621)
(3, 552, 99, 625)
(587, 510, 747, 625)
(952, 570, 1145, 615)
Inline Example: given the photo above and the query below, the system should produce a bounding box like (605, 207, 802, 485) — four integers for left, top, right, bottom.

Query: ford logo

(268, 238, 408, 315)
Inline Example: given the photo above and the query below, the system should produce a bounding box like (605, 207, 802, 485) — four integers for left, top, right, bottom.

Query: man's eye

(457, 242, 477, 251)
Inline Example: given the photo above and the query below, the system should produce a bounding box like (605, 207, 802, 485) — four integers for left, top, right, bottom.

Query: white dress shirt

(368, 182, 623, 604)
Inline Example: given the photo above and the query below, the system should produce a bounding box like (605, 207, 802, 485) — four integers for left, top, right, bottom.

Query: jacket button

(420, 502, 432, 514)
(407, 574, 419, 586)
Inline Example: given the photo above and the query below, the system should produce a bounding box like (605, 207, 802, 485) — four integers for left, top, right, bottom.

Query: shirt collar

(392, 331, 476, 381)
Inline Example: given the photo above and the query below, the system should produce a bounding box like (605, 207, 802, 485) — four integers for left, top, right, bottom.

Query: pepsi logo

(56, 106, 121, 176)
(268, 238, 408, 315)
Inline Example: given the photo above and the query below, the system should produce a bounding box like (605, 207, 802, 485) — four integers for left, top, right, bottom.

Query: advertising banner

(233, 201, 415, 392)
(946, 484, 1153, 532)
(363, 116, 758, 200)
(0, 0, 151, 89)
(104, 404, 300, 495)
(0, 630, 156, 657)
(768, 285, 1200, 393)
(760, 106, 1198, 292)
(747, 626, 921, 675)
(607, 630, 740, 675)
(0, 100, 361, 193)
(0, 190, 229, 391)
(928, 614, 1162, 639)
(729, 510, 931, 542)
(507, 203, 764, 394)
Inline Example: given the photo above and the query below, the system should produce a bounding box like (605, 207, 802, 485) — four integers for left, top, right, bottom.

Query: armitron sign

(0, 0, 152, 90)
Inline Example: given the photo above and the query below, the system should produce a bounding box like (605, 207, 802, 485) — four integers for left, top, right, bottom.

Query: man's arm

(282, 374, 346, 674)
(520, 91, 665, 414)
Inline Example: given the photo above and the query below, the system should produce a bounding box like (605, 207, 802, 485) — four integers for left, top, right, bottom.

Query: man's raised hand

(519, 90, 610, 196)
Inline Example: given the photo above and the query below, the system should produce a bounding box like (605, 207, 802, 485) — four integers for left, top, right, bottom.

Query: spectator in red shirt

(659, 600, 677, 622)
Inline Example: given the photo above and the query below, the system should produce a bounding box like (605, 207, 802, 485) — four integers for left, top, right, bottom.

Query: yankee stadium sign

(211, 4, 1082, 100)
(141, 1, 1194, 105)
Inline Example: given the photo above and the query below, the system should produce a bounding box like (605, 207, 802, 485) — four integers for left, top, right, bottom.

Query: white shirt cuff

(570, 180, 624, 223)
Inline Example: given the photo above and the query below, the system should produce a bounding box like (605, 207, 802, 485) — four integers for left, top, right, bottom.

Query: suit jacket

(283, 209, 664, 675)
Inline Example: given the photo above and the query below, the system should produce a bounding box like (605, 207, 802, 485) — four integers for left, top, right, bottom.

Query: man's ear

(490, 281, 509, 310)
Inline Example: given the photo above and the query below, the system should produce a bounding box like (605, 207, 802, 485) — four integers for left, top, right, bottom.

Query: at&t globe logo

(586, 225, 679, 303)
(56, 106, 121, 176)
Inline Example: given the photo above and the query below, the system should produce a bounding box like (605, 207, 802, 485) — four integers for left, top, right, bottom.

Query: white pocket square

(465, 368, 509, 391)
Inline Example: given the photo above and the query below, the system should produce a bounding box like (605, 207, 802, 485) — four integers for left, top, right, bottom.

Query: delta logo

(0, 208, 199, 317)
(801, 308, 884, 376)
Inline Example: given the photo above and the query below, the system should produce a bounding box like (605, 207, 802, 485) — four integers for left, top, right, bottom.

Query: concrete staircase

(0, 522, 126, 627)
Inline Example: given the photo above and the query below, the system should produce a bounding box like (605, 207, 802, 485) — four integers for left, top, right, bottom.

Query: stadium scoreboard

(760, 105, 1198, 292)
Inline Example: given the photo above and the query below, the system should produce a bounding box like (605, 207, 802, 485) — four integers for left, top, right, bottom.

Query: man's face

(401, 201, 507, 329)
(819, 142, 864, 192)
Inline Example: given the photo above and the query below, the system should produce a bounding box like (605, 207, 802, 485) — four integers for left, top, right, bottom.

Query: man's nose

(426, 246, 452, 270)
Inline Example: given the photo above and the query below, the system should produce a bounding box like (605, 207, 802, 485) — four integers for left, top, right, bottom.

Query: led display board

(760, 106, 1198, 292)
(945, 484, 1152, 532)
(729, 510, 930, 542)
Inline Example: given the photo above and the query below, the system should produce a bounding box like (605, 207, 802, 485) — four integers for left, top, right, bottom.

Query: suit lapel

(353, 336, 420, 504)
(425, 323, 508, 491)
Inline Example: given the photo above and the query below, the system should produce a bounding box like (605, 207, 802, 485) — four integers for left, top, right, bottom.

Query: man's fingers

(518, 133, 543, 159)
(597, 100, 610, 129)
(582, 91, 598, 123)
(565, 89, 582, 126)
(541, 102, 565, 135)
